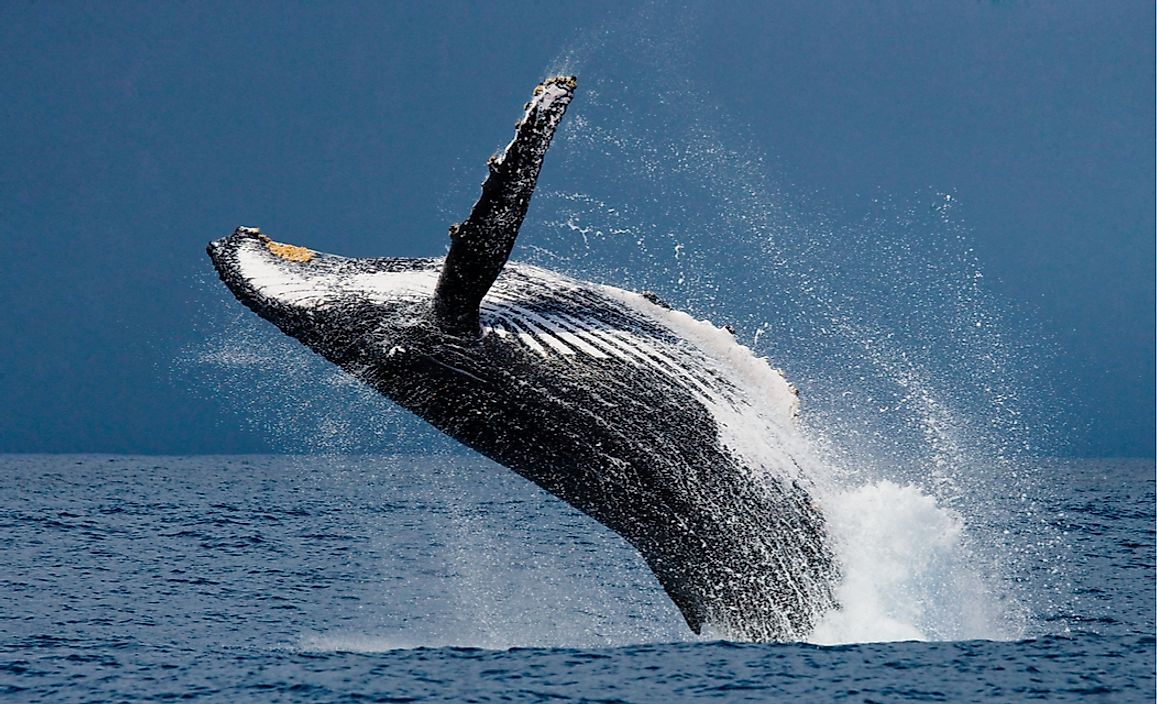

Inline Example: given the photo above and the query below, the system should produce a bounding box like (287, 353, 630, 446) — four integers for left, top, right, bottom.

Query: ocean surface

(1, 454, 1152, 702)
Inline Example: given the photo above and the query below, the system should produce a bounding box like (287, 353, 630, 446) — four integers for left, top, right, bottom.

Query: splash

(812, 481, 1014, 644)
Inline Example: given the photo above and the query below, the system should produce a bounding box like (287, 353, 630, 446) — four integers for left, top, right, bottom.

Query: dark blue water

(2, 455, 1152, 702)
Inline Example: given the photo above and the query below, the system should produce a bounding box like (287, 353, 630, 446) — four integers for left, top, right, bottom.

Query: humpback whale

(207, 76, 837, 641)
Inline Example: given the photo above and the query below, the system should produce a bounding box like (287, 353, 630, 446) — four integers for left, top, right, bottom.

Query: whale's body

(208, 77, 837, 641)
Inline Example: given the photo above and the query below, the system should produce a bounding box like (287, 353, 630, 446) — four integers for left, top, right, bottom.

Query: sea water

(1, 454, 1152, 702)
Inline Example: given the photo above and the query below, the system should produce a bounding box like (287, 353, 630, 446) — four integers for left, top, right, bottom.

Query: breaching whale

(207, 76, 837, 641)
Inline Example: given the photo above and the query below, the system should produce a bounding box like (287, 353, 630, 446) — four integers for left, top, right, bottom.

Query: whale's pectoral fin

(432, 76, 577, 336)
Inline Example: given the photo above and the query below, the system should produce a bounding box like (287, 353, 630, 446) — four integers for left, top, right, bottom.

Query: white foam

(810, 480, 1013, 644)
(297, 632, 454, 653)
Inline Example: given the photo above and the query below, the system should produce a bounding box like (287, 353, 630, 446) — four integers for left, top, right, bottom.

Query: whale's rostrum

(207, 76, 839, 641)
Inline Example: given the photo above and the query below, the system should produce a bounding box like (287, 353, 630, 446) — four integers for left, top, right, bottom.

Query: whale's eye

(260, 236, 315, 264)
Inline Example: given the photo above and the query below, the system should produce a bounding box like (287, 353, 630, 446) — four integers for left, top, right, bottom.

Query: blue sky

(1, 2, 1152, 457)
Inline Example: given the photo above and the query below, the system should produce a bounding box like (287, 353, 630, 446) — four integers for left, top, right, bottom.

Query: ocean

(1, 454, 1152, 702)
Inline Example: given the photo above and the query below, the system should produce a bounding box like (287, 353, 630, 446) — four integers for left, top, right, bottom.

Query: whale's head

(207, 227, 440, 367)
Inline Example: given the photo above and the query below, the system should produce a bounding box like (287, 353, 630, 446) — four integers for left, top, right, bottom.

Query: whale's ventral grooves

(206, 76, 838, 642)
